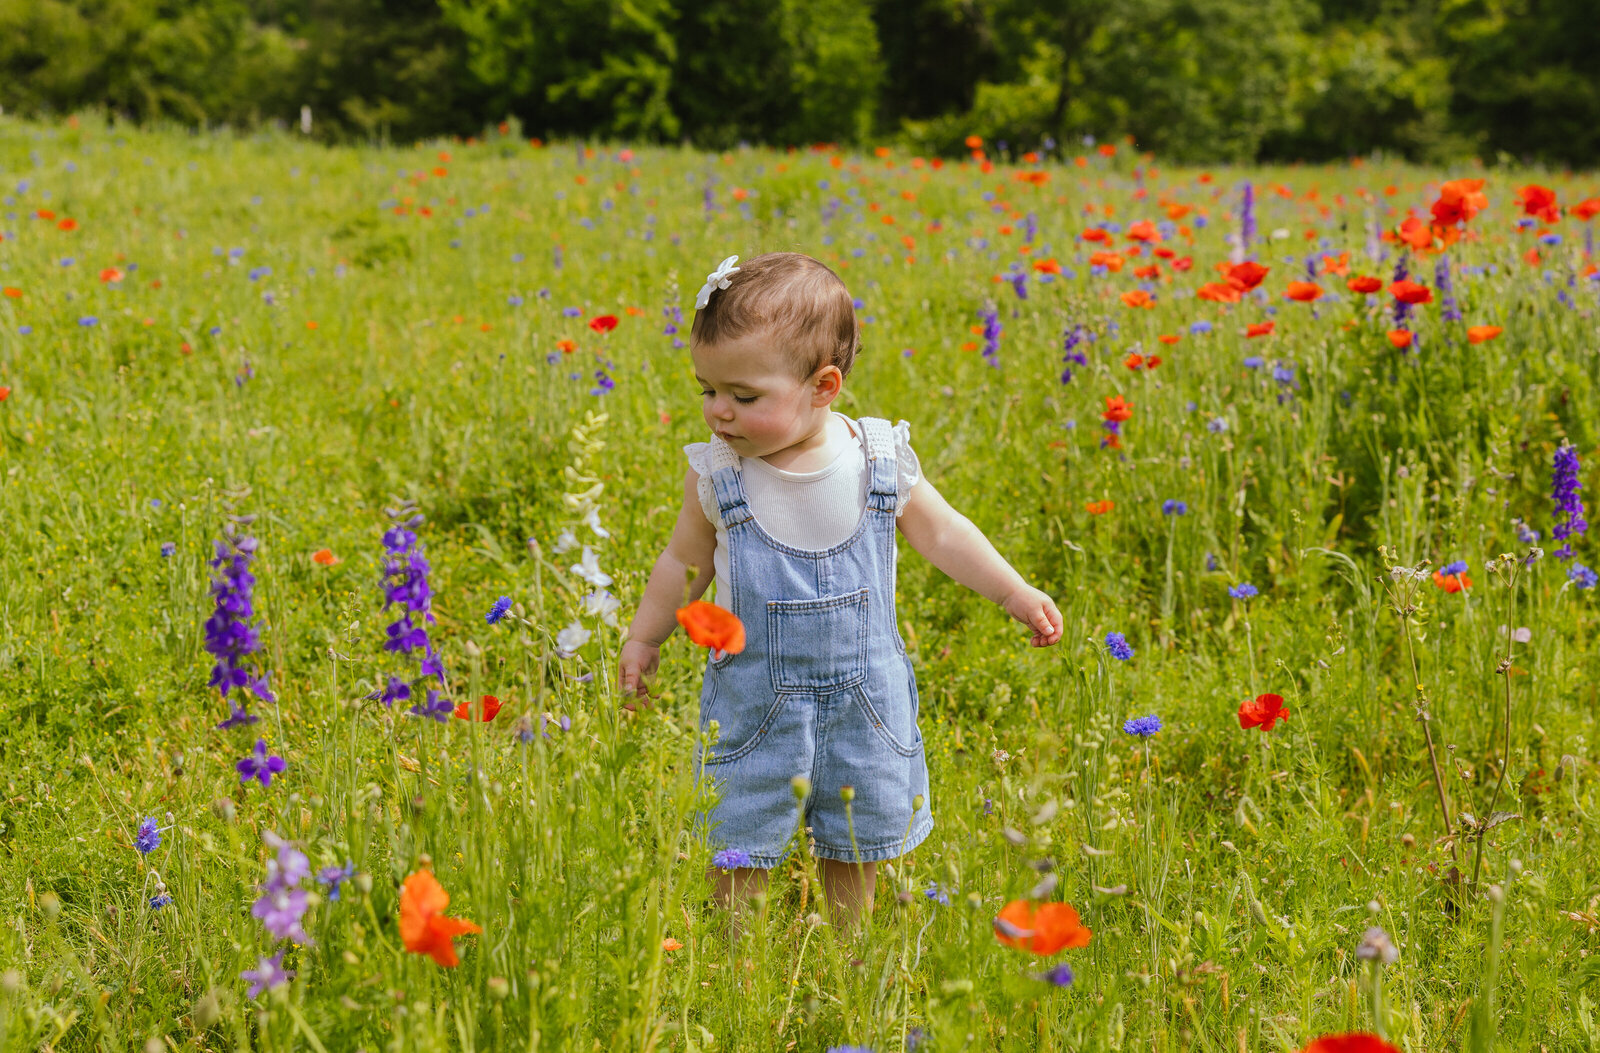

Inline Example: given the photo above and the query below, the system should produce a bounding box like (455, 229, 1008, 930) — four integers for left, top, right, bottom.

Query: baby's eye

(734, 395, 758, 404)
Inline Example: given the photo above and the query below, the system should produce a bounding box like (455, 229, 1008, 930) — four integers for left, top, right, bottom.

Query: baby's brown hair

(690, 252, 860, 380)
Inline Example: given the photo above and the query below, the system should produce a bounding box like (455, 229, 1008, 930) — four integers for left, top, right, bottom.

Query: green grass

(1, 114, 1599, 1051)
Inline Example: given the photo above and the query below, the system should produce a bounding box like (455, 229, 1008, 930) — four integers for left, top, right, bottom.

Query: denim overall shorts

(695, 416, 933, 868)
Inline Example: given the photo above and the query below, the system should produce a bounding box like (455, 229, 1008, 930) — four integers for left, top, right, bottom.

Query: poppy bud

(791, 776, 811, 801)
(487, 977, 510, 1000)
(839, 785, 855, 803)
(913, 794, 925, 811)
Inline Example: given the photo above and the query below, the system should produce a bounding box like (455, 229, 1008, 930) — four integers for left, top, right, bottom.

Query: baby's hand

(618, 639, 661, 708)
(1002, 585, 1064, 648)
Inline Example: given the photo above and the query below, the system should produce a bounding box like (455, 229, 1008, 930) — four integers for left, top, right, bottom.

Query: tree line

(1, 0, 1594, 164)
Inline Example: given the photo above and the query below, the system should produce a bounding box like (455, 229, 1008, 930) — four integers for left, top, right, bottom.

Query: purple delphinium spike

(237, 739, 287, 788)
(241, 950, 295, 999)
(1436, 257, 1461, 322)
(1553, 442, 1587, 559)
(1023, 212, 1038, 243)
(979, 305, 1002, 368)
(1008, 268, 1028, 300)
(370, 501, 449, 715)
(205, 524, 274, 728)
(1392, 256, 1413, 326)
(1060, 325, 1090, 383)
(1239, 182, 1255, 258)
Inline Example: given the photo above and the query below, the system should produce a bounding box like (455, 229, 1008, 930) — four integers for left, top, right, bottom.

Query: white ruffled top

(683, 412, 922, 602)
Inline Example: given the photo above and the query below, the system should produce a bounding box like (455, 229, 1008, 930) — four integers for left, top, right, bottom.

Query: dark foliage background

(1, 0, 1595, 163)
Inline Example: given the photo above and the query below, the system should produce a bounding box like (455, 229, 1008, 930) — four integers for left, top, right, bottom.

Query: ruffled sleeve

(682, 442, 721, 528)
(891, 419, 923, 517)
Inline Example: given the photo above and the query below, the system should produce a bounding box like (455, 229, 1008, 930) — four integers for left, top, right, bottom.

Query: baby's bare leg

(820, 858, 877, 927)
(709, 866, 768, 942)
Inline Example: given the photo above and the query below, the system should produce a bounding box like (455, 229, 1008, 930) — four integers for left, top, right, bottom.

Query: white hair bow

(695, 255, 741, 310)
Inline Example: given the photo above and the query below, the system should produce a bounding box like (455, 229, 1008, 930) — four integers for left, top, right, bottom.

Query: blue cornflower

(248, 266, 271, 281)
(135, 816, 161, 854)
(236, 739, 287, 788)
(562, 306, 582, 318)
(1207, 417, 1229, 433)
(1162, 499, 1187, 516)
(1105, 632, 1134, 660)
(1243, 356, 1264, 370)
(1552, 442, 1587, 559)
(924, 883, 952, 906)
(1441, 560, 1469, 576)
(486, 595, 513, 625)
(78, 316, 98, 327)
(1037, 962, 1075, 987)
(1190, 319, 1213, 335)
(1123, 714, 1162, 737)
(149, 894, 173, 910)
(317, 862, 357, 902)
(712, 848, 752, 869)
(1570, 563, 1597, 589)
(160, 541, 176, 558)
(1228, 583, 1259, 599)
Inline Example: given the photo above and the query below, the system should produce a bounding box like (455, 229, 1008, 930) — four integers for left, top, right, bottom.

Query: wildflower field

(3, 115, 1600, 1053)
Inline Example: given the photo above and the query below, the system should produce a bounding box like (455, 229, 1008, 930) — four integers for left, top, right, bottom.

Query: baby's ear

(812, 365, 844, 404)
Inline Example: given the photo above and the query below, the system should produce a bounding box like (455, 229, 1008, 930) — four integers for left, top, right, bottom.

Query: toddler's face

(691, 331, 833, 460)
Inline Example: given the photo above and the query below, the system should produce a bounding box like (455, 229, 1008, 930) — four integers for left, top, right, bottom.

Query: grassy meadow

(2, 114, 1600, 1051)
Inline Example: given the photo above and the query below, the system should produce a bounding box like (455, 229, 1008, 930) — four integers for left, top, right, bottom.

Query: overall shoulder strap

(704, 435, 753, 526)
(856, 417, 897, 512)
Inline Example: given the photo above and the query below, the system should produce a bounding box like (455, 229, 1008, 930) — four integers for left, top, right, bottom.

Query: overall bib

(694, 416, 933, 867)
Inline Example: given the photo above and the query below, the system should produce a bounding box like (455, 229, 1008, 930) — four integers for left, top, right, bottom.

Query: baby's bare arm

(897, 476, 1063, 646)
(619, 470, 719, 698)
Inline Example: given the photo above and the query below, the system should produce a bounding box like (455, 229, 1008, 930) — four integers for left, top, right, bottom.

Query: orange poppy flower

(35, 209, 55, 220)
(1285, 282, 1323, 302)
(1226, 261, 1269, 292)
(453, 694, 503, 721)
(1301, 1036, 1401, 1053)
(311, 548, 340, 565)
(661, 937, 683, 951)
(1158, 334, 1180, 345)
(1389, 280, 1432, 305)
(1347, 276, 1382, 294)
(993, 900, 1092, 955)
(1397, 217, 1434, 252)
(1515, 184, 1560, 223)
(1097, 143, 1116, 157)
(399, 869, 482, 967)
(1238, 692, 1290, 731)
(1080, 227, 1110, 243)
(1132, 264, 1160, 279)
(1031, 258, 1062, 274)
(1466, 325, 1503, 344)
(1245, 322, 1275, 338)
(1197, 282, 1241, 303)
(589, 315, 618, 333)
(99, 268, 124, 284)
(1101, 395, 1133, 422)
(1164, 202, 1191, 221)
(58, 218, 78, 232)
(1431, 179, 1487, 227)
(1387, 329, 1414, 349)
(964, 135, 983, 149)
(1, 287, 19, 298)
(676, 601, 745, 658)
(1573, 198, 1600, 222)
(1124, 353, 1145, 370)
(0, 387, 10, 401)
(1120, 290, 1153, 309)
(556, 339, 577, 353)
(1088, 251, 1125, 272)
(1431, 570, 1471, 593)
(1086, 500, 1114, 516)
(1171, 256, 1193, 272)
(1125, 220, 1160, 242)
(1319, 252, 1350, 276)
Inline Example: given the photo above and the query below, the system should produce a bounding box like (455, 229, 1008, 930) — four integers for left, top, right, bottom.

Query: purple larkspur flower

(1391, 256, 1413, 326)
(924, 883, 951, 906)
(1239, 181, 1255, 256)
(979, 305, 1002, 368)
(1553, 442, 1587, 559)
(236, 739, 287, 788)
(408, 689, 454, 723)
(1436, 257, 1460, 322)
(317, 862, 356, 902)
(371, 502, 448, 713)
(204, 526, 275, 719)
(252, 885, 310, 942)
(1008, 269, 1028, 300)
(241, 951, 294, 999)
(1037, 962, 1075, 986)
(1570, 563, 1597, 589)
(1060, 324, 1090, 383)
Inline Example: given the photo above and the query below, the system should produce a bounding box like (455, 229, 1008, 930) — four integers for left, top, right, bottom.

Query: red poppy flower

(1101, 395, 1134, 423)
(1226, 261, 1269, 292)
(1516, 184, 1560, 223)
(1347, 276, 1383, 294)
(0, 387, 10, 401)
(588, 315, 618, 333)
(1285, 282, 1323, 302)
(1320, 252, 1350, 276)
(993, 900, 1092, 955)
(1, 287, 19, 299)
(35, 209, 55, 220)
(1132, 264, 1161, 279)
(58, 218, 78, 232)
(1397, 217, 1434, 252)
(1197, 282, 1241, 303)
(399, 869, 482, 968)
(676, 601, 745, 658)
(1125, 219, 1161, 242)
(1031, 258, 1062, 274)
(1245, 322, 1275, 338)
(1389, 280, 1432, 305)
(1238, 693, 1290, 731)
(311, 548, 340, 565)
(1574, 198, 1600, 222)
(99, 268, 124, 284)
(453, 694, 503, 721)
(1431, 179, 1487, 226)
(1088, 251, 1125, 272)
(1120, 290, 1153, 309)
(1387, 329, 1414, 349)
(1158, 334, 1180, 345)
(1171, 256, 1194, 272)
(1431, 570, 1471, 593)
(1086, 499, 1114, 515)
(556, 339, 577, 353)
(1466, 325, 1503, 344)
(1081, 227, 1110, 243)
(1300, 1034, 1401, 1053)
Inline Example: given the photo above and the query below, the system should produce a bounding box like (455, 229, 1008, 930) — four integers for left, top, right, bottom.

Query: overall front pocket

(767, 588, 870, 693)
